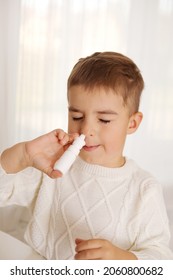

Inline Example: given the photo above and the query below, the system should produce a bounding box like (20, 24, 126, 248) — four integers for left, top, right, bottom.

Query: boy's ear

(127, 112, 143, 134)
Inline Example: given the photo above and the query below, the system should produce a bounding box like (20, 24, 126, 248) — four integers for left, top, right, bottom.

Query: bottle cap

(72, 134, 85, 148)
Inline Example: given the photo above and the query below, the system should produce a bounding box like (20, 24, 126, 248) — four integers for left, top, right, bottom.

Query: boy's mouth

(83, 145, 100, 152)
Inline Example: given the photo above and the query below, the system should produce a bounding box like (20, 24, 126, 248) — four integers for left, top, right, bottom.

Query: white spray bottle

(53, 134, 85, 175)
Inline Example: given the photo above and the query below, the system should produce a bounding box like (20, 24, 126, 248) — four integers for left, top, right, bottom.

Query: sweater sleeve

(0, 164, 43, 208)
(130, 180, 173, 260)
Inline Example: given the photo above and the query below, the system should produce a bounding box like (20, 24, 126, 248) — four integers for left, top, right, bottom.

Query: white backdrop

(0, 0, 173, 245)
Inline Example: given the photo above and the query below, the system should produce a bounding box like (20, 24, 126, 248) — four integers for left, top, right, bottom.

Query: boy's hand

(74, 238, 137, 260)
(1, 129, 78, 178)
(25, 129, 78, 178)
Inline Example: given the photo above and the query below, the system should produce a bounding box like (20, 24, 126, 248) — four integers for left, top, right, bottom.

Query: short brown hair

(67, 52, 144, 114)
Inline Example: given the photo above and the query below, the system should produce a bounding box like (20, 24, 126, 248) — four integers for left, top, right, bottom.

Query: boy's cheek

(68, 122, 76, 133)
(68, 127, 79, 135)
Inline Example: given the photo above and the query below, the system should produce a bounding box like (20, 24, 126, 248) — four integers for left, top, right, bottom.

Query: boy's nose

(80, 120, 94, 137)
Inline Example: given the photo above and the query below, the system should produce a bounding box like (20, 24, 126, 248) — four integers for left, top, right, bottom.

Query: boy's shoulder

(127, 158, 163, 195)
(126, 157, 156, 177)
(128, 158, 155, 180)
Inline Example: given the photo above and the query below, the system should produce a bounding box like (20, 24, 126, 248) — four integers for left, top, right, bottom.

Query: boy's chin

(79, 154, 98, 165)
(79, 154, 107, 166)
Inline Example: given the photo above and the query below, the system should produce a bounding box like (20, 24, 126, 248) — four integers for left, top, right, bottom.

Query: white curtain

(0, 0, 173, 239)
(0, 0, 21, 149)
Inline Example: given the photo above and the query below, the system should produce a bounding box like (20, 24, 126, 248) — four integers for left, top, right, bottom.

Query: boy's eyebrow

(68, 106, 118, 115)
(68, 106, 81, 112)
(97, 110, 118, 115)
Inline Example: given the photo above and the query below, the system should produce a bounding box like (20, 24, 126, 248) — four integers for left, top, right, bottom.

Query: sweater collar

(73, 156, 136, 179)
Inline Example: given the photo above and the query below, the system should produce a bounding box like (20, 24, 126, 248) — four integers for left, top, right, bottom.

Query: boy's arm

(0, 129, 78, 179)
(0, 142, 30, 173)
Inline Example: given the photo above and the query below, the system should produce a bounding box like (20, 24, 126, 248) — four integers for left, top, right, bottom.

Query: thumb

(49, 168, 63, 179)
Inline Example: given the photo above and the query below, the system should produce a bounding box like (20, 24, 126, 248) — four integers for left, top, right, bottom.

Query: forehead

(68, 85, 125, 110)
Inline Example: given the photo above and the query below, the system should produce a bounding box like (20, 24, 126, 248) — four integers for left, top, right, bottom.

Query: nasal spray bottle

(54, 134, 85, 175)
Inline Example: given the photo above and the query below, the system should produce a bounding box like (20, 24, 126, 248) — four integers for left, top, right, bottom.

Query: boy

(0, 52, 173, 259)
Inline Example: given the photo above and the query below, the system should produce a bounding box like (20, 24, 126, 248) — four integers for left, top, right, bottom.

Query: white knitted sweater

(0, 157, 173, 259)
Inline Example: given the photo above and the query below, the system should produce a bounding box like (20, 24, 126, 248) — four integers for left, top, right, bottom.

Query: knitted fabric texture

(0, 157, 173, 259)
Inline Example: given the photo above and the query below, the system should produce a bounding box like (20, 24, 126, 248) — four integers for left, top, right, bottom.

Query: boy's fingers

(49, 169, 63, 179)
(75, 238, 84, 244)
(75, 248, 102, 260)
(57, 131, 79, 146)
(53, 129, 65, 139)
(65, 133, 79, 144)
(75, 239, 103, 252)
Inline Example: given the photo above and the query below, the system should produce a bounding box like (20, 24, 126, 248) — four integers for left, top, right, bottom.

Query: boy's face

(68, 85, 138, 168)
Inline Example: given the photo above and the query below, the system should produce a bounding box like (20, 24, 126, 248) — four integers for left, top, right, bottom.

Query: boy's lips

(83, 145, 100, 152)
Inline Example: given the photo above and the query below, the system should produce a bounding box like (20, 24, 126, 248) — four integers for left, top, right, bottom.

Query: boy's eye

(72, 117, 83, 121)
(99, 119, 111, 124)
